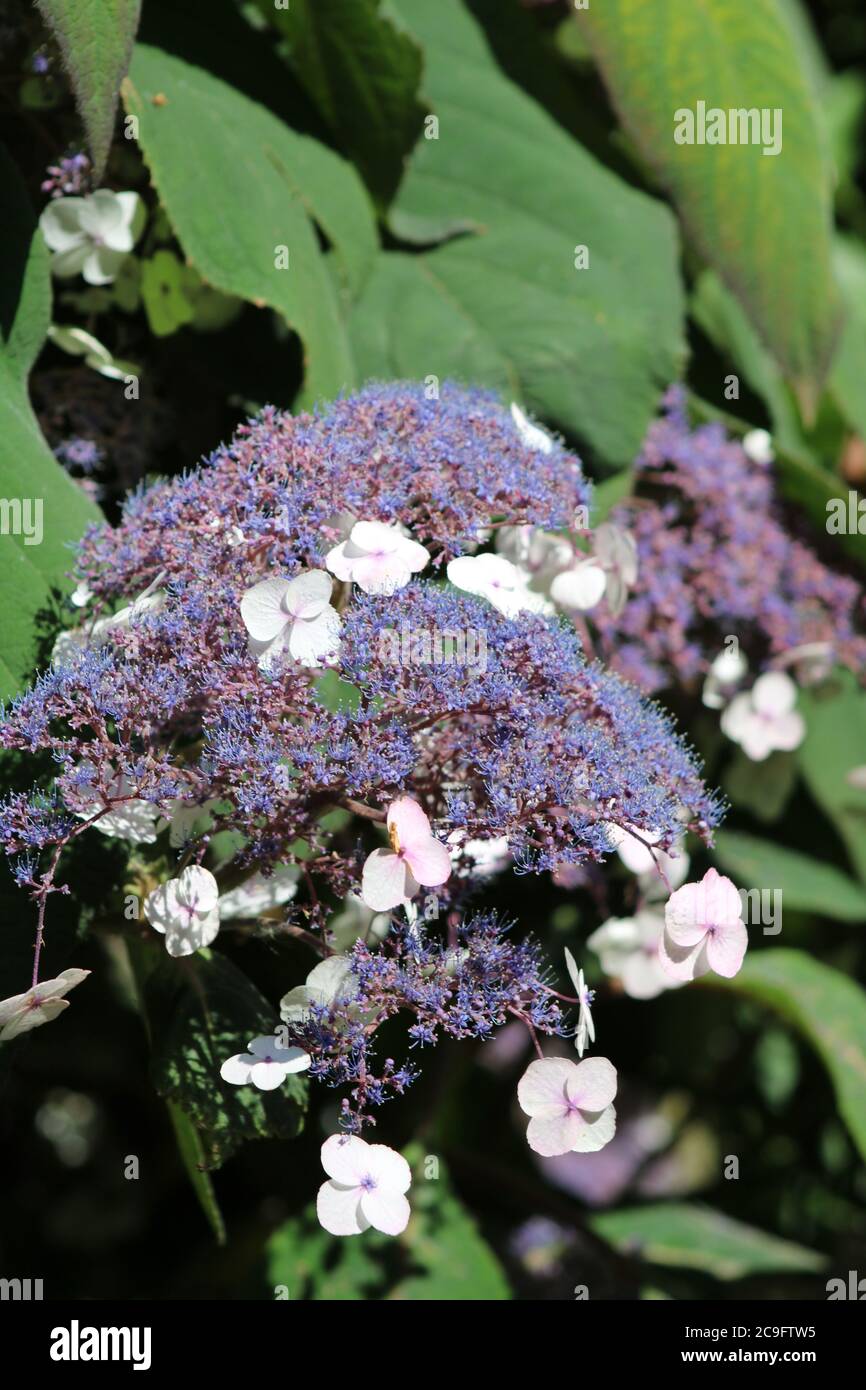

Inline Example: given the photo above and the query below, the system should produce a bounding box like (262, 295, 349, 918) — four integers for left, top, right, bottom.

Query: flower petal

(317, 1180, 369, 1236)
(517, 1057, 575, 1117)
(706, 916, 749, 978)
(569, 1103, 617, 1154)
(282, 569, 333, 620)
(360, 847, 410, 911)
(751, 671, 796, 717)
(550, 563, 606, 612)
(287, 606, 341, 667)
(567, 1056, 617, 1111)
(364, 1143, 412, 1193)
(320, 1133, 368, 1185)
(526, 1109, 585, 1157)
(360, 1187, 411, 1236)
(219, 1053, 254, 1085)
(658, 928, 711, 982)
(240, 577, 291, 642)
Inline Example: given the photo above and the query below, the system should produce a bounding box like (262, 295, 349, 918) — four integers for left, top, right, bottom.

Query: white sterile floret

(144, 866, 221, 957)
(241, 569, 341, 671)
(220, 1035, 311, 1091)
(39, 190, 144, 285)
(564, 948, 595, 1056)
(219, 866, 299, 921)
(325, 521, 429, 595)
(720, 671, 805, 761)
(510, 401, 555, 454)
(447, 553, 548, 618)
(317, 1134, 412, 1237)
(0, 968, 90, 1041)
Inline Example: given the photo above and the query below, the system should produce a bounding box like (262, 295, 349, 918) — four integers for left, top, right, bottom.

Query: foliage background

(1, 0, 866, 1300)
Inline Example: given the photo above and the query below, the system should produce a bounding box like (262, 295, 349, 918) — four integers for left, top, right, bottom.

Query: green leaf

(388, 1166, 511, 1300)
(591, 1202, 826, 1279)
(828, 236, 866, 443)
(166, 1100, 226, 1245)
(261, 0, 425, 206)
(0, 144, 102, 699)
(357, 0, 685, 467)
(142, 948, 306, 1170)
(35, 0, 142, 179)
(576, 0, 841, 415)
(713, 829, 866, 922)
(797, 669, 866, 885)
(724, 949, 866, 1164)
(267, 1212, 387, 1300)
(722, 748, 797, 823)
(140, 249, 195, 337)
(122, 44, 378, 401)
(691, 271, 866, 569)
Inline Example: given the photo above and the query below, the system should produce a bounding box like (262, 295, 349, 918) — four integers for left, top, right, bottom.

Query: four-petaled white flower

(144, 866, 221, 957)
(720, 671, 805, 761)
(280, 954, 359, 1024)
(659, 868, 748, 982)
(325, 521, 429, 595)
(361, 797, 451, 912)
(702, 645, 748, 710)
(240, 569, 341, 671)
(517, 1056, 617, 1157)
(447, 553, 547, 618)
(317, 1134, 412, 1237)
(587, 910, 676, 1000)
(0, 968, 90, 1041)
(220, 1034, 311, 1091)
(510, 401, 554, 454)
(564, 948, 595, 1056)
(39, 190, 144, 285)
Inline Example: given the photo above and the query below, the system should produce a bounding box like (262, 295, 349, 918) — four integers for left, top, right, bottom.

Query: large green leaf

(725, 949, 866, 1163)
(577, 0, 841, 415)
(36, 0, 141, 178)
(167, 1100, 226, 1245)
(142, 948, 306, 1170)
(592, 1202, 826, 1279)
(122, 44, 378, 402)
(713, 829, 866, 923)
(260, 0, 425, 206)
(354, 0, 685, 467)
(691, 272, 866, 569)
(797, 669, 866, 885)
(0, 145, 102, 700)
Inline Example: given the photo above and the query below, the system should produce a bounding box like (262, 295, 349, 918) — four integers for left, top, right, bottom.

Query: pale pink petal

(0, 992, 28, 1026)
(351, 521, 402, 554)
(364, 1144, 412, 1193)
(720, 693, 753, 744)
(700, 868, 743, 928)
(240, 578, 291, 642)
(567, 1056, 617, 1111)
(320, 1134, 368, 1185)
(517, 1057, 576, 1117)
(404, 837, 451, 888)
(360, 848, 410, 911)
(219, 1053, 254, 1085)
(738, 718, 778, 762)
(36, 968, 90, 1000)
(164, 906, 220, 958)
(659, 928, 711, 982)
(287, 606, 341, 667)
(664, 882, 710, 946)
(705, 917, 749, 978)
(360, 1187, 411, 1236)
(324, 540, 355, 583)
(282, 569, 333, 620)
(769, 710, 806, 752)
(317, 1180, 369, 1236)
(388, 796, 433, 851)
(751, 671, 796, 717)
(393, 535, 430, 574)
(351, 552, 411, 594)
(526, 1109, 584, 1157)
(569, 1103, 617, 1153)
